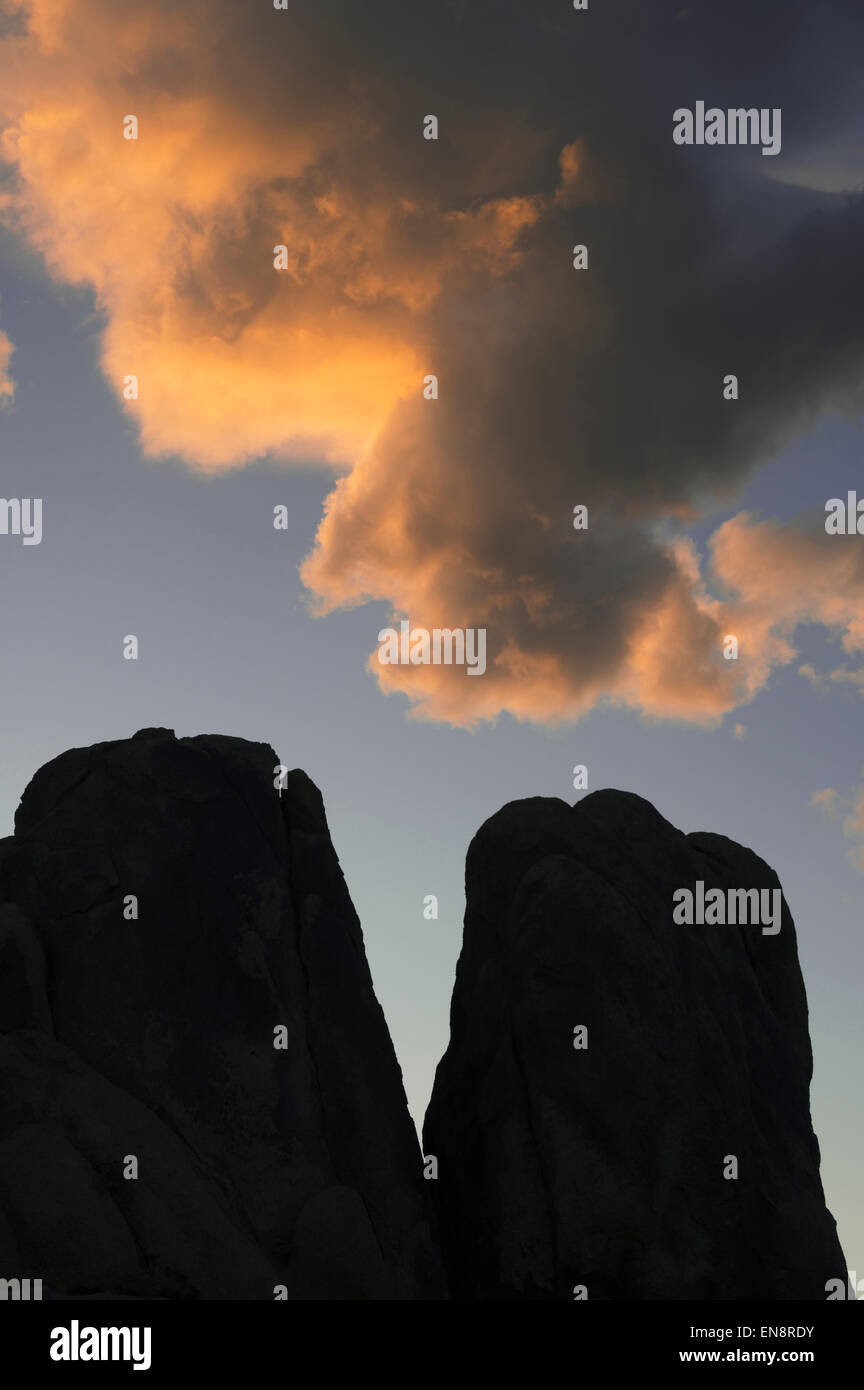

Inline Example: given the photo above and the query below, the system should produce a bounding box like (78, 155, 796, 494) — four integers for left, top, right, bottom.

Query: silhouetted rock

(0, 728, 443, 1300)
(0, 749, 846, 1302)
(423, 789, 845, 1300)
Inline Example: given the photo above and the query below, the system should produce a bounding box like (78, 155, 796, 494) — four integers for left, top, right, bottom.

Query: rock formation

(0, 739, 844, 1300)
(0, 728, 443, 1299)
(423, 789, 846, 1300)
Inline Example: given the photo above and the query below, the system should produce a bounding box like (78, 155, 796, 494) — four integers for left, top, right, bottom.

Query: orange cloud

(305, 490, 864, 726)
(812, 774, 864, 875)
(799, 662, 864, 693)
(3, 1, 864, 728)
(0, 325, 14, 401)
(0, 0, 543, 467)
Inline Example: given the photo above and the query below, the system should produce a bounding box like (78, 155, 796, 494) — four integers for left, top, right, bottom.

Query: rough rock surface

(423, 789, 845, 1300)
(0, 728, 443, 1299)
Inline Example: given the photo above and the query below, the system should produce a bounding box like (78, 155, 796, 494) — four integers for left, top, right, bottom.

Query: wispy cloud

(812, 776, 864, 874)
(800, 663, 864, 694)
(0, 311, 14, 402)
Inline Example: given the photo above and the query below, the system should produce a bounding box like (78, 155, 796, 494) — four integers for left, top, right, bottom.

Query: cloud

(843, 787, 864, 874)
(812, 775, 864, 874)
(3, 0, 864, 723)
(812, 787, 842, 820)
(0, 0, 550, 468)
(0, 323, 13, 401)
(800, 662, 864, 694)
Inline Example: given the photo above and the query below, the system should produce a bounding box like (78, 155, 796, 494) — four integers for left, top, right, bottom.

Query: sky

(0, 0, 861, 1285)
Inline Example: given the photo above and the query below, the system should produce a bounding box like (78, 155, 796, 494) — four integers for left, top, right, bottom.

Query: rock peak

(0, 730, 443, 1300)
(425, 788, 844, 1300)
